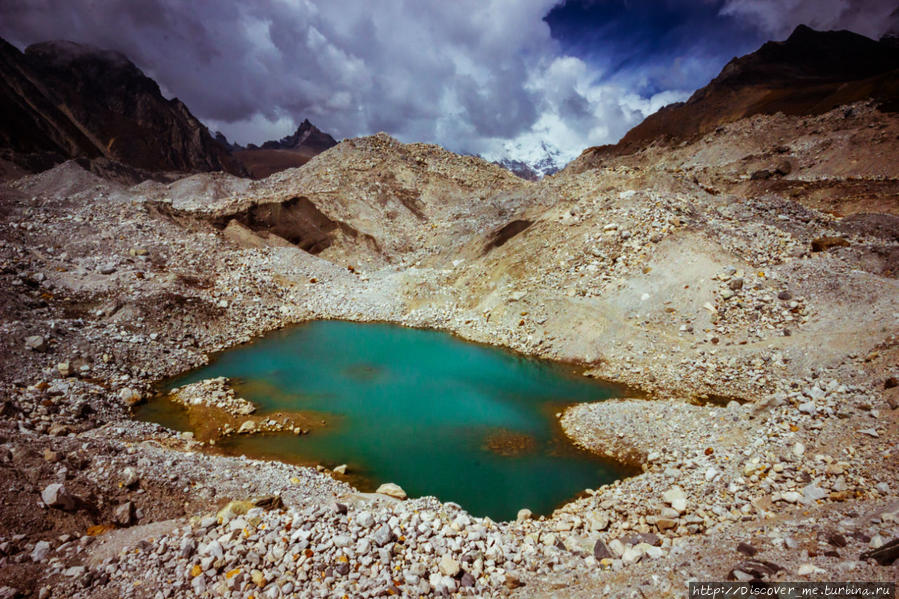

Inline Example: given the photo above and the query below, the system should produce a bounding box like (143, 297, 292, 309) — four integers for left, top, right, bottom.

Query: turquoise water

(144, 320, 630, 520)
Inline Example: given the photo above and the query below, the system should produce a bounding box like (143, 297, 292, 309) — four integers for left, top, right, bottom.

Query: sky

(1, 0, 896, 164)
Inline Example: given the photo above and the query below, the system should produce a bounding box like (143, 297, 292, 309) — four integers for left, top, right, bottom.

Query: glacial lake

(141, 320, 631, 520)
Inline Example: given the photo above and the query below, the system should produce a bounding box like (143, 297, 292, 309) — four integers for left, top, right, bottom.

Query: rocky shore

(0, 101, 897, 597)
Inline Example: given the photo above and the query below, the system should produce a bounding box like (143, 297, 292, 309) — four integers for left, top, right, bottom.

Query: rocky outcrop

(0, 37, 245, 177)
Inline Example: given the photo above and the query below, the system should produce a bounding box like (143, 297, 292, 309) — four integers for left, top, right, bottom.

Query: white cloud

(5, 0, 888, 163)
(3, 0, 681, 160)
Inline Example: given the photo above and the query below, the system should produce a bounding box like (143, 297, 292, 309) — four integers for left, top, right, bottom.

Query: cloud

(0, 0, 892, 164)
(0, 0, 686, 160)
(720, 0, 897, 40)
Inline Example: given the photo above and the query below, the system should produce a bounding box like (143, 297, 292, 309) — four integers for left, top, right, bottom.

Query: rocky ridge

(0, 37, 244, 179)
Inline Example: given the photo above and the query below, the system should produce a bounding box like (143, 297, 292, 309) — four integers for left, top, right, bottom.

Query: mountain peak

(259, 119, 337, 152)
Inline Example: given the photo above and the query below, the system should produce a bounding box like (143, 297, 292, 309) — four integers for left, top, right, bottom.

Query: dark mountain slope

(0, 38, 245, 177)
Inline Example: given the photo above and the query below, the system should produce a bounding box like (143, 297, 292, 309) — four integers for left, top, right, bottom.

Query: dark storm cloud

(0, 0, 895, 163)
(720, 0, 898, 40)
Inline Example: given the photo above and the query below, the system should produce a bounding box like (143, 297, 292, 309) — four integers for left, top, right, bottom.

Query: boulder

(41, 483, 76, 510)
(119, 387, 142, 406)
(376, 482, 407, 500)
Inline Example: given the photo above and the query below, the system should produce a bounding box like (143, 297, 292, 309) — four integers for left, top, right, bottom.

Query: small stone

(656, 518, 678, 531)
(31, 541, 51, 562)
(332, 464, 347, 475)
(797, 563, 825, 576)
(662, 486, 686, 505)
(585, 510, 609, 531)
(57, 362, 72, 377)
(621, 546, 642, 563)
(98, 264, 116, 275)
(802, 484, 827, 503)
(438, 555, 460, 577)
(250, 569, 266, 588)
(376, 482, 407, 500)
(372, 523, 394, 547)
(238, 420, 256, 434)
(781, 491, 801, 503)
(737, 542, 757, 557)
(460, 572, 475, 588)
(593, 539, 612, 560)
(728, 277, 743, 291)
(333, 534, 351, 548)
(516, 508, 533, 522)
(113, 501, 134, 526)
(792, 442, 805, 458)
(798, 402, 816, 415)
(121, 467, 139, 488)
(25, 335, 47, 352)
(41, 483, 76, 510)
(356, 511, 374, 528)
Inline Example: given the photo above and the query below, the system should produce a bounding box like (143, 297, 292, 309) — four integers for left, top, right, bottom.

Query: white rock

(356, 511, 374, 528)
(586, 510, 609, 531)
(438, 555, 460, 577)
(662, 486, 686, 505)
(30, 541, 51, 562)
(797, 563, 826, 576)
(41, 483, 75, 510)
(376, 483, 407, 500)
(332, 535, 351, 548)
(781, 491, 801, 503)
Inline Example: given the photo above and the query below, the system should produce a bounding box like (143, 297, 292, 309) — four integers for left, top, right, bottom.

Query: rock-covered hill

(233, 119, 338, 179)
(0, 38, 245, 177)
(135, 132, 528, 268)
(571, 25, 899, 170)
